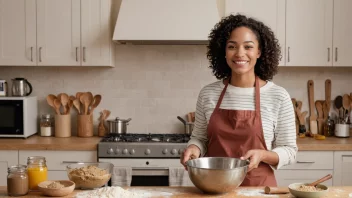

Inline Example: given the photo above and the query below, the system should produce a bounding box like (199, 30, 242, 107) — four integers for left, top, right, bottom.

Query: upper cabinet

(0, 0, 114, 67)
(286, 0, 333, 67)
(224, 0, 286, 66)
(333, 0, 352, 67)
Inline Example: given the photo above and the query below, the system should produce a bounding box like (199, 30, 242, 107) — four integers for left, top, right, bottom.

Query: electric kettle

(11, 78, 33, 96)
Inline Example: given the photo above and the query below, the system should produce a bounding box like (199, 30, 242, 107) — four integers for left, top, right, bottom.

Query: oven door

(99, 158, 185, 186)
(0, 100, 24, 135)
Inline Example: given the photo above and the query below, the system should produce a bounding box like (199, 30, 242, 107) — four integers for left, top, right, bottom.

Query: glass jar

(27, 156, 48, 190)
(40, 114, 54, 136)
(324, 116, 335, 137)
(7, 165, 28, 196)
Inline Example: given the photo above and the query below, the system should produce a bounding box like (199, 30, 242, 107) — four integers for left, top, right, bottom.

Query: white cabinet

(332, 0, 352, 66)
(19, 150, 97, 180)
(286, 0, 333, 67)
(333, 151, 352, 186)
(0, 0, 114, 67)
(275, 151, 334, 186)
(0, 151, 18, 186)
(225, 0, 286, 66)
(0, 0, 36, 66)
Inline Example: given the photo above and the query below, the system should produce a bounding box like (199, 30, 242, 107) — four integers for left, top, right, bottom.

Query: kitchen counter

(1, 135, 352, 151)
(0, 186, 351, 197)
(0, 135, 101, 151)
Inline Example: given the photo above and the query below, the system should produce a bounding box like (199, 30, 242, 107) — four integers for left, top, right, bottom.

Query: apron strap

(255, 76, 261, 114)
(215, 79, 229, 110)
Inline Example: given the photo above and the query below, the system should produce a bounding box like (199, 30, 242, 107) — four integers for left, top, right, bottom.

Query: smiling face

(225, 27, 261, 77)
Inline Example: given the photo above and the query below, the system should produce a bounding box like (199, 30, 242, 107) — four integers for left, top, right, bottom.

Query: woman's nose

(235, 47, 245, 57)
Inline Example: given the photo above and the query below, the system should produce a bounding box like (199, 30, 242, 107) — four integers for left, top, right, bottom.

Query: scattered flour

(75, 186, 144, 198)
(236, 189, 279, 197)
(349, 192, 352, 197)
(74, 187, 174, 198)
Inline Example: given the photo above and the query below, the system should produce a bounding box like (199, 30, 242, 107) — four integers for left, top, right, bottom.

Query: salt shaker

(40, 114, 54, 136)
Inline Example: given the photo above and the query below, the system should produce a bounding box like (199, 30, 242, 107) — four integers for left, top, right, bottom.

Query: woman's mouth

(232, 60, 248, 66)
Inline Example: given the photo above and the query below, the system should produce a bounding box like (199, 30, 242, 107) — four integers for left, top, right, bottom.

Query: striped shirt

(187, 80, 297, 169)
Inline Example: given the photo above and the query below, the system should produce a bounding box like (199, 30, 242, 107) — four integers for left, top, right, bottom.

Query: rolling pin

(264, 186, 289, 194)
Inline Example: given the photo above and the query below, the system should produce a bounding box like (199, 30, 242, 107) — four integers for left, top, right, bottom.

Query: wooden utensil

(73, 99, 81, 115)
(343, 94, 350, 112)
(53, 99, 62, 115)
(46, 94, 56, 109)
(264, 186, 289, 194)
(308, 80, 318, 134)
(80, 93, 92, 115)
(335, 95, 343, 123)
(89, 95, 101, 115)
(325, 79, 331, 114)
(307, 174, 332, 186)
(315, 100, 324, 135)
(98, 109, 111, 137)
(60, 93, 69, 115)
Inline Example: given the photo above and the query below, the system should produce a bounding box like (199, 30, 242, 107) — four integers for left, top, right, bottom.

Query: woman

(180, 14, 297, 187)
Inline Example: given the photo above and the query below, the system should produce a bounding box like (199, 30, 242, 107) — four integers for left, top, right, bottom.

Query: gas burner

(100, 133, 190, 143)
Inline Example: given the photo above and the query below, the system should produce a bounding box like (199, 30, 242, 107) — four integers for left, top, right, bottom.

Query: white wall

(1, 45, 351, 135)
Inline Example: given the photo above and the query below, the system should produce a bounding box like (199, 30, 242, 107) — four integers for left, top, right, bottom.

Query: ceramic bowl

(288, 183, 328, 198)
(38, 180, 75, 197)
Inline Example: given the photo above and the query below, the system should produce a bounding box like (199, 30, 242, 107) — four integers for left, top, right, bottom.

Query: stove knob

(115, 148, 121, 154)
(171, 149, 177, 155)
(129, 149, 135, 155)
(145, 149, 151, 155)
(107, 148, 114, 154)
(162, 149, 168, 154)
(122, 149, 128, 154)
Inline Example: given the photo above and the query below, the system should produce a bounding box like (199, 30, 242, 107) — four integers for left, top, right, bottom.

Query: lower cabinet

(275, 151, 334, 186)
(333, 151, 352, 186)
(0, 150, 18, 186)
(19, 150, 97, 181)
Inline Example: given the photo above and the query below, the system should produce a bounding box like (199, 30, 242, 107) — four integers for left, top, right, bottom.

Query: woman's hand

(180, 145, 201, 170)
(240, 149, 265, 172)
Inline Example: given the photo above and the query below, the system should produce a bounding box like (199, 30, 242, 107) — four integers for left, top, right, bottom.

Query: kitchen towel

(111, 167, 132, 186)
(168, 167, 194, 187)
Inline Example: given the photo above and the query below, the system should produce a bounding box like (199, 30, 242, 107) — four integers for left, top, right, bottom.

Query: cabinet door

(36, 0, 81, 66)
(275, 170, 333, 187)
(286, 0, 333, 66)
(81, 0, 114, 66)
(333, 151, 352, 186)
(0, 0, 36, 66)
(333, 0, 352, 66)
(0, 151, 18, 186)
(225, 0, 286, 66)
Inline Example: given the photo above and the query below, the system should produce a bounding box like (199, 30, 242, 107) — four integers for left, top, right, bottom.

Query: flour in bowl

(74, 186, 143, 198)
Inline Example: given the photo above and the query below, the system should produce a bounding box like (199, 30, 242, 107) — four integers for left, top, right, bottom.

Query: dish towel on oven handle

(111, 167, 132, 187)
(168, 167, 194, 187)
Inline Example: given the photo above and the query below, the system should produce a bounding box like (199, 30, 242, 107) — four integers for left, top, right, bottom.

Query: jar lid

(108, 117, 132, 123)
(27, 156, 46, 165)
(41, 114, 52, 119)
(8, 165, 27, 173)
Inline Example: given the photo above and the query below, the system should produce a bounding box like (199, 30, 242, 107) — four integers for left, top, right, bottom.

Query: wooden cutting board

(308, 80, 318, 134)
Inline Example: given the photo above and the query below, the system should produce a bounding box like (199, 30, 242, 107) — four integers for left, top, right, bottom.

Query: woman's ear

(257, 50, 261, 58)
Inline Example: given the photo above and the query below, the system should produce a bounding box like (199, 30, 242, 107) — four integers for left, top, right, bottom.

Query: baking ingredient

(74, 186, 143, 198)
(46, 181, 64, 189)
(236, 189, 278, 197)
(68, 165, 111, 188)
(28, 166, 48, 190)
(296, 184, 323, 192)
(7, 165, 28, 196)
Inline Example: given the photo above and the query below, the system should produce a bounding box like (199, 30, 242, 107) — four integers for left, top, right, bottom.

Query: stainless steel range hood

(113, 0, 222, 45)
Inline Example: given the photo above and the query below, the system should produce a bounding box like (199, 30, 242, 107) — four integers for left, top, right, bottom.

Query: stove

(98, 133, 189, 158)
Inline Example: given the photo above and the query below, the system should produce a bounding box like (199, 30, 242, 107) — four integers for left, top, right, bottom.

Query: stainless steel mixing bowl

(186, 157, 249, 194)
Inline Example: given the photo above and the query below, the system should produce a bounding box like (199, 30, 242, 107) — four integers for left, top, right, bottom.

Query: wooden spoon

(46, 94, 56, 108)
(66, 99, 73, 114)
(60, 93, 69, 115)
(343, 94, 350, 112)
(53, 99, 62, 115)
(73, 99, 81, 115)
(80, 93, 92, 115)
(306, 174, 332, 186)
(89, 95, 101, 115)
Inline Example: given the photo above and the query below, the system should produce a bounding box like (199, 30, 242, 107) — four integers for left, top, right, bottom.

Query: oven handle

(132, 167, 169, 170)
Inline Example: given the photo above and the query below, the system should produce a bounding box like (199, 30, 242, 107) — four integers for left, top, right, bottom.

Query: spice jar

(27, 156, 48, 190)
(324, 116, 335, 137)
(7, 165, 28, 196)
(40, 114, 54, 136)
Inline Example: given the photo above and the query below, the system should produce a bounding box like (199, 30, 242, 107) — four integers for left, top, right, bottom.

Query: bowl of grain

(38, 180, 75, 197)
(288, 183, 328, 198)
(66, 162, 113, 189)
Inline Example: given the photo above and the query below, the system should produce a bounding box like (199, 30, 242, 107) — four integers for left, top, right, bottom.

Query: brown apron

(206, 76, 277, 187)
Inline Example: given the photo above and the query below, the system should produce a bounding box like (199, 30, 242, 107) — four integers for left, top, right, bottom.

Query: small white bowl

(38, 180, 75, 197)
(288, 183, 328, 198)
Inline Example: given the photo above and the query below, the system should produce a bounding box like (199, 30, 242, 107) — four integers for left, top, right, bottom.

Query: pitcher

(12, 78, 32, 96)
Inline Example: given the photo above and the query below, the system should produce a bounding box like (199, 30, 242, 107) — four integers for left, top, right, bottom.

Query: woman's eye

(245, 46, 253, 49)
(227, 46, 235, 49)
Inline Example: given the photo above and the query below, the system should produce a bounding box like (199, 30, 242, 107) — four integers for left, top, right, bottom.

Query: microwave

(0, 96, 37, 138)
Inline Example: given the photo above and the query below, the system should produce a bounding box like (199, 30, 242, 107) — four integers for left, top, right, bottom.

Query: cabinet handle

(296, 161, 315, 164)
(30, 47, 33, 62)
(39, 47, 42, 62)
(62, 161, 80, 164)
(83, 47, 86, 62)
(287, 47, 290, 62)
(335, 47, 338, 62)
(327, 48, 330, 62)
(76, 47, 78, 62)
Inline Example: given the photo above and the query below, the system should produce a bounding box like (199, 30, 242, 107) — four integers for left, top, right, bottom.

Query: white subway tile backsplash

(1, 46, 352, 135)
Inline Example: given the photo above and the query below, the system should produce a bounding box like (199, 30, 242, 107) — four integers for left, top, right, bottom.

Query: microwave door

(0, 100, 23, 135)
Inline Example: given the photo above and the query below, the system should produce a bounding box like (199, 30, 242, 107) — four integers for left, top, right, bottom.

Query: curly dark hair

(207, 14, 281, 81)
